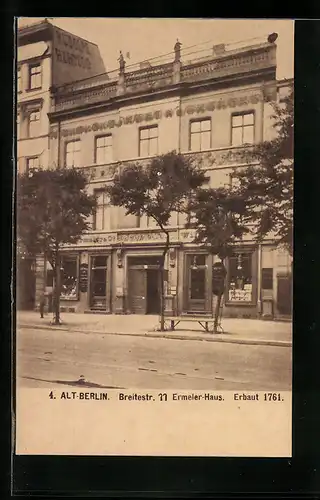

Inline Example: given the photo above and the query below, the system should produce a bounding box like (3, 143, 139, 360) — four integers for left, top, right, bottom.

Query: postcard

(15, 17, 294, 458)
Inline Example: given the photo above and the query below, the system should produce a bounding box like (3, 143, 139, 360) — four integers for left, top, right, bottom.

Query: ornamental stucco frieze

(49, 92, 264, 139)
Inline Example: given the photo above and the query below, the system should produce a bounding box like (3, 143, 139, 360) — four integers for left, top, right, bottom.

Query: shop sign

(78, 231, 169, 246)
(228, 288, 252, 302)
(79, 263, 89, 292)
(67, 228, 201, 248)
(49, 93, 263, 139)
(212, 262, 227, 296)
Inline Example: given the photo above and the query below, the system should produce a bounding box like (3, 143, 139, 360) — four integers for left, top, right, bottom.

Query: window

(91, 255, 108, 309)
(231, 112, 254, 146)
(116, 206, 140, 229)
(17, 67, 22, 93)
(65, 140, 81, 167)
(95, 135, 113, 164)
(227, 251, 253, 302)
(28, 110, 40, 137)
(29, 63, 42, 89)
(26, 156, 40, 175)
(190, 119, 211, 151)
(139, 126, 158, 157)
(261, 268, 273, 290)
(60, 256, 79, 300)
(94, 190, 109, 231)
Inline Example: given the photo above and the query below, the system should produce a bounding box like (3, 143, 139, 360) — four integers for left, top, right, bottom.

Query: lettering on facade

(55, 30, 91, 55)
(49, 93, 264, 139)
(54, 29, 92, 71)
(55, 48, 91, 70)
(180, 230, 196, 241)
(79, 231, 168, 246)
(65, 228, 199, 249)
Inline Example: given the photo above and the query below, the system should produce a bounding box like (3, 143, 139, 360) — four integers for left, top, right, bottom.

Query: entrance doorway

(127, 256, 161, 314)
(146, 269, 160, 314)
(184, 254, 209, 314)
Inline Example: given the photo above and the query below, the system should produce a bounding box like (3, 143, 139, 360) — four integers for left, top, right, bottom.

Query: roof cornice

(18, 20, 53, 46)
(49, 66, 276, 122)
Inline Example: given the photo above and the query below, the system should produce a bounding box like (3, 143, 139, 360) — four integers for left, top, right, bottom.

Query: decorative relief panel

(195, 147, 258, 167)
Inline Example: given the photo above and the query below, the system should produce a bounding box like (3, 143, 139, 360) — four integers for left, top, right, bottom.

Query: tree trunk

(159, 231, 170, 331)
(159, 264, 165, 331)
(213, 292, 223, 334)
(53, 252, 61, 325)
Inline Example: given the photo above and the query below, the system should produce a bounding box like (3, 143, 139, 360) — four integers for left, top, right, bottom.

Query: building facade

(33, 35, 293, 319)
(16, 19, 106, 310)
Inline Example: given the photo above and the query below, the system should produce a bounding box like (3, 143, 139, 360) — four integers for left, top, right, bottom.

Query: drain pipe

(257, 243, 262, 316)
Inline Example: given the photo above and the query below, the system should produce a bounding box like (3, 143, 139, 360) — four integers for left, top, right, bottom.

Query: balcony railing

(51, 42, 276, 113)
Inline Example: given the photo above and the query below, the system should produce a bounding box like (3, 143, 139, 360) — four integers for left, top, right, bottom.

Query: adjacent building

(16, 18, 106, 309)
(18, 24, 293, 320)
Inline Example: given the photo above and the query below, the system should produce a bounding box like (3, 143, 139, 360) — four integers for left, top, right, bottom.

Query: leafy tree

(106, 151, 207, 330)
(232, 87, 294, 255)
(188, 187, 249, 332)
(17, 168, 96, 324)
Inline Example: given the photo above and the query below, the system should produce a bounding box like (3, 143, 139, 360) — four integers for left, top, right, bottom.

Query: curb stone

(18, 323, 292, 348)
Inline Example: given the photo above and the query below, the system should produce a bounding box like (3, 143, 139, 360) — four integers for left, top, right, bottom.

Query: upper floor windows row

(62, 111, 255, 167)
(189, 113, 255, 151)
(65, 135, 114, 167)
(17, 62, 42, 93)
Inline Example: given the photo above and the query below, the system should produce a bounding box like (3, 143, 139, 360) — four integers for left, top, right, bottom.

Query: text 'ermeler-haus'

(17, 19, 293, 320)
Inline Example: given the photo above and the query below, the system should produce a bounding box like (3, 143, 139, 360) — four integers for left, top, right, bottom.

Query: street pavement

(16, 311, 292, 347)
(17, 326, 292, 391)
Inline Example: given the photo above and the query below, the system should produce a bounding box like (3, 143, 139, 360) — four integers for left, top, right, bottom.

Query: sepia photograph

(15, 17, 294, 457)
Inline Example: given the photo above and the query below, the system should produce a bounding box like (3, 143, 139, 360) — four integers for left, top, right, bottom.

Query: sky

(18, 18, 294, 80)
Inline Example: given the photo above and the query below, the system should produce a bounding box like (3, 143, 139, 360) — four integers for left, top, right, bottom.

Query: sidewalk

(16, 311, 292, 347)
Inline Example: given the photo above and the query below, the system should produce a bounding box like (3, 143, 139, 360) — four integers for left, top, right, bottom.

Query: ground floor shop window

(60, 256, 79, 300)
(227, 251, 253, 302)
(90, 255, 108, 310)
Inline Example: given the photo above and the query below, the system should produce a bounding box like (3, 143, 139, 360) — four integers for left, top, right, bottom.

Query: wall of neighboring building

(51, 25, 106, 87)
(17, 42, 52, 174)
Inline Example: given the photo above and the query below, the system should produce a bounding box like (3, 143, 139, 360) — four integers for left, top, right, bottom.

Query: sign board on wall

(212, 262, 227, 296)
(79, 263, 89, 293)
(52, 27, 106, 87)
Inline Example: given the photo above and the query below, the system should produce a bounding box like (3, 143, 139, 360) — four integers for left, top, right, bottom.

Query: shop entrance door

(127, 256, 162, 314)
(146, 269, 160, 314)
(128, 268, 147, 314)
(184, 254, 208, 313)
